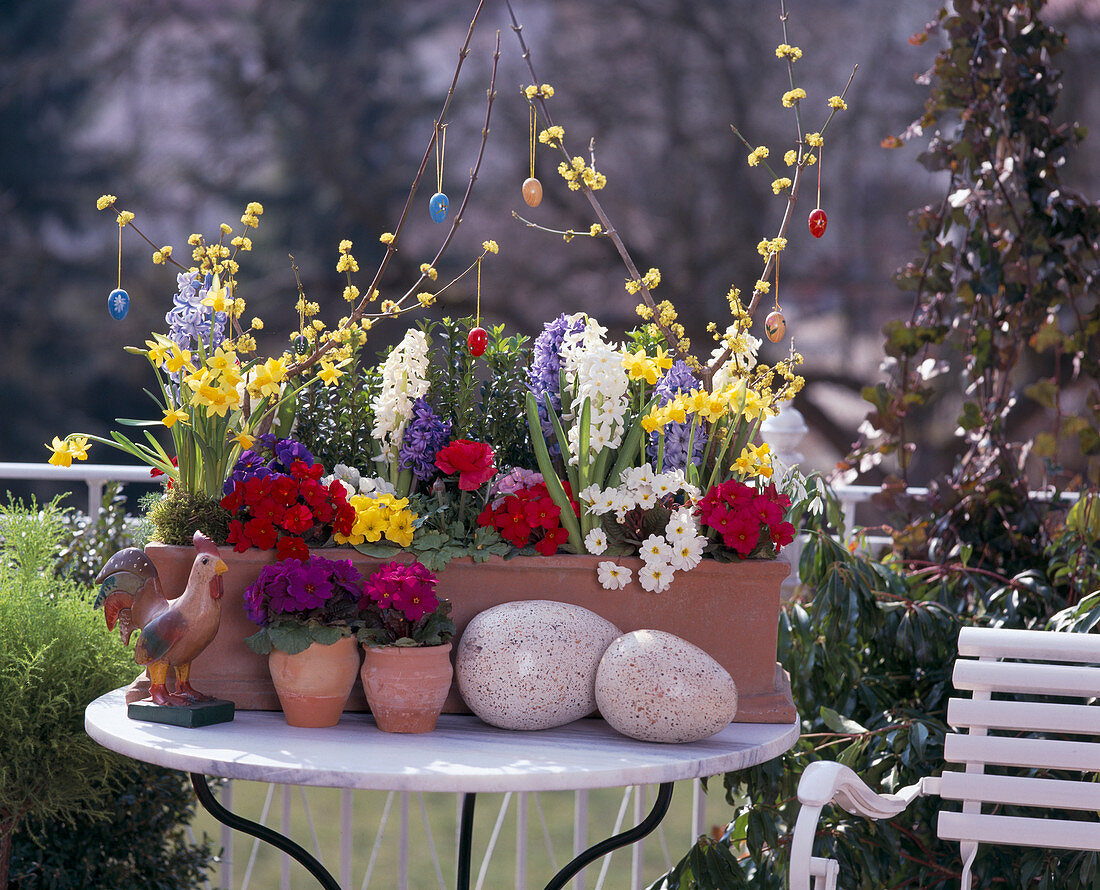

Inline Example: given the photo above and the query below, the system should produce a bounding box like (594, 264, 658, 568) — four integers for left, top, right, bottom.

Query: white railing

(0, 461, 158, 514)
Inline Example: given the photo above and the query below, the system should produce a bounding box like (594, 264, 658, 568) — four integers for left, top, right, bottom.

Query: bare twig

(288, 0, 490, 375)
(504, 0, 688, 362)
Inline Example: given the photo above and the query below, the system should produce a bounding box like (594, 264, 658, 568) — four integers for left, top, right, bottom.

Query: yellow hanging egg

(765, 310, 786, 343)
(522, 177, 543, 208)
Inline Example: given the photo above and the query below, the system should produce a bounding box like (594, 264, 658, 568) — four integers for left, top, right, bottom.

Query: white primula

(590, 488, 618, 516)
(639, 534, 673, 566)
(560, 315, 631, 464)
(370, 328, 430, 460)
(710, 322, 762, 390)
(622, 464, 656, 492)
(668, 535, 705, 571)
(665, 506, 700, 542)
(324, 465, 396, 498)
(597, 560, 633, 590)
(584, 527, 608, 555)
(578, 484, 602, 508)
(638, 561, 673, 593)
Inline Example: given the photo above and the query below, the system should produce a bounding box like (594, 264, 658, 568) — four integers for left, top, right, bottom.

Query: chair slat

(952, 659, 1100, 698)
(939, 770, 1100, 811)
(957, 627, 1100, 664)
(938, 811, 1100, 853)
(947, 697, 1100, 735)
(945, 733, 1100, 772)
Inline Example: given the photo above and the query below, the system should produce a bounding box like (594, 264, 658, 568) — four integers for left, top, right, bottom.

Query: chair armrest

(789, 762, 933, 890)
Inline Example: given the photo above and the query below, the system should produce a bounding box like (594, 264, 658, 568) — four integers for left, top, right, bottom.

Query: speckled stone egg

(595, 630, 738, 743)
(456, 601, 622, 731)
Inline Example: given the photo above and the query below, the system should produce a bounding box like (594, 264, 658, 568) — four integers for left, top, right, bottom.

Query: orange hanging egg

(522, 177, 543, 208)
(765, 310, 786, 343)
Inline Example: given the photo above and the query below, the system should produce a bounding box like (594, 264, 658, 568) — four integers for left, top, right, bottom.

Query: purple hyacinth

(398, 398, 452, 481)
(648, 361, 708, 472)
(527, 313, 586, 446)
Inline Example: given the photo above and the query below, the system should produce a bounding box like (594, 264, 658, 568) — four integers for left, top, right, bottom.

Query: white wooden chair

(788, 626, 1100, 890)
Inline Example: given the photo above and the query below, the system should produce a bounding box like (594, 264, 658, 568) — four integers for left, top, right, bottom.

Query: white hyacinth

(371, 328, 430, 460)
(560, 315, 631, 464)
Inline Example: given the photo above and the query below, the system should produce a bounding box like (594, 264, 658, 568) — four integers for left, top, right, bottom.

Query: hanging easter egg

(107, 288, 130, 321)
(429, 192, 449, 223)
(467, 326, 488, 357)
(522, 177, 543, 208)
(808, 208, 828, 238)
(765, 310, 786, 343)
(293, 334, 310, 355)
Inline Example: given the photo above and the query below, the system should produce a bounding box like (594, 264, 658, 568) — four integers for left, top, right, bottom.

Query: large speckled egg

(595, 630, 738, 743)
(456, 601, 622, 731)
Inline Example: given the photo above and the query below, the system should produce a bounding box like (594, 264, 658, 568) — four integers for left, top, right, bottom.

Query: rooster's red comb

(192, 530, 220, 557)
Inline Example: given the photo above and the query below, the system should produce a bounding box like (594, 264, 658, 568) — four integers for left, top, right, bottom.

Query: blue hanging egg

(429, 192, 449, 223)
(107, 288, 130, 321)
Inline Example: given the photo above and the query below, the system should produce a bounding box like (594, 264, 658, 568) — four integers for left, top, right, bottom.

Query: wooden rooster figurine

(96, 531, 228, 707)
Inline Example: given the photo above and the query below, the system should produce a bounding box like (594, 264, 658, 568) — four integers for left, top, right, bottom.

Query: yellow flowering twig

(505, 0, 689, 363)
(286, 5, 495, 375)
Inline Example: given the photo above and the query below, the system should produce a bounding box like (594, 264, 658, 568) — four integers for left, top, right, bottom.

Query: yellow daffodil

(232, 431, 255, 450)
(621, 349, 658, 384)
(202, 275, 232, 313)
(46, 437, 74, 467)
(164, 347, 193, 375)
(162, 407, 189, 429)
(145, 339, 170, 367)
(652, 346, 674, 373)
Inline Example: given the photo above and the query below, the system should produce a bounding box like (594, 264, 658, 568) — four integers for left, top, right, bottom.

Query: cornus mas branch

(289, 0, 492, 376)
(503, 0, 688, 364)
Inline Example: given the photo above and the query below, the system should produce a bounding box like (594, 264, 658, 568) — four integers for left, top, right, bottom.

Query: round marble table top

(86, 688, 799, 793)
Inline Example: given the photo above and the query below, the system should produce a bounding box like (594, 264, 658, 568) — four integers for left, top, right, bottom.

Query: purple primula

(648, 360, 708, 471)
(527, 313, 587, 446)
(225, 436, 316, 494)
(244, 555, 363, 627)
(398, 398, 452, 481)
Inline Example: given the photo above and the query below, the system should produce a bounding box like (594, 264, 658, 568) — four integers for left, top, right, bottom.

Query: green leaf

(244, 628, 273, 655)
(820, 705, 868, 735)
(308, 625, 343, 645)
(267, 622, 314, 655)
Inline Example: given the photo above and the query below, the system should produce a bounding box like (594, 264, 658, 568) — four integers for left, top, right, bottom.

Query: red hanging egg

(808, 208, 828, 238)
(467, 326, 488, 357)
(765, 310, 786, 343)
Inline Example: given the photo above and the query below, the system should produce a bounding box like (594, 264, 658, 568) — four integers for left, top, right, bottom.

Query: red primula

(220, 459, 352, 559)
(477, 481, 577, 555)
(697, 479, 794, 558)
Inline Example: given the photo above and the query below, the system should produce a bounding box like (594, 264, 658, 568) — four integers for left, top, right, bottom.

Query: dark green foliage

(295, 351, 382, 474)
(852, 0, 1100, 522)
(10, 762, 213, 890)
(0, 497, 213, 890)
(422, 316, 535, 472)
(145, 486, 231, 545)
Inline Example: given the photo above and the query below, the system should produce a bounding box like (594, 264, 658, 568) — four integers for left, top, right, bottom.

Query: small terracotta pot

(361, 643, 453, 733)
(269, 635, 361, 727)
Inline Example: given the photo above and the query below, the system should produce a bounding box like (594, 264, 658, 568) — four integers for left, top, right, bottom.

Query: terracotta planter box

(143, 544, 795, 724)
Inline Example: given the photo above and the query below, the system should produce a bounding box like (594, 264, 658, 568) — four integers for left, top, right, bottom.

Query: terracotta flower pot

(145, 544, 794, 723)
(360, 643, 453, 733)
(269, 635, 360, 727)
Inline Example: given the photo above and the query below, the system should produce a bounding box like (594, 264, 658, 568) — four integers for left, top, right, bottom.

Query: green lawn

(192, 778, 737, 889)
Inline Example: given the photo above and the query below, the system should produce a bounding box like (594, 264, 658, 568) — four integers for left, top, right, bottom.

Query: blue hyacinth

(527, 313, 586, 447)
(398, 398, 452, 481)
(648, 361, 708, 471)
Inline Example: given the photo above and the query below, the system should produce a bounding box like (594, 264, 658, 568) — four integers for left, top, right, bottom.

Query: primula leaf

(392, 636, 418, 647)
(308, 625, 343, 645)
(244, 628, 273, 655)
(354, 541, 403, 558)
(268, 623, 313, 655)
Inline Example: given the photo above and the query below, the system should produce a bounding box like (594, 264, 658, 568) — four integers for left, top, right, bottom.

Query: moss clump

(145, 487, 230, 545)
